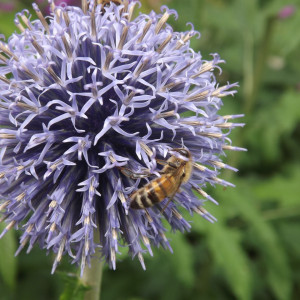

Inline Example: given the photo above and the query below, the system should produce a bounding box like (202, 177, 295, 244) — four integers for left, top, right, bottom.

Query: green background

(0, 0, 300, 299)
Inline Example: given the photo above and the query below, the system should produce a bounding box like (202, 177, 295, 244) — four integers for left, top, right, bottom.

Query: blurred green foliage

(0, 0, 300, 299)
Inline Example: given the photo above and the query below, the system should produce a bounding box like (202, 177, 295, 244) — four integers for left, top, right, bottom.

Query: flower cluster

(0, 0, 245, 274)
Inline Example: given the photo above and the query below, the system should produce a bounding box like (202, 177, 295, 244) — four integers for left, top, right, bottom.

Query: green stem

(245, 16, 276, 114)
(263, 206, 300, 221)
(82, 256, 104, 300)
(224, 15, 278, 180)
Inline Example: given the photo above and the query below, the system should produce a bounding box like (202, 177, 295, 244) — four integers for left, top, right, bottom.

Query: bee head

(174, 148, 190, 159)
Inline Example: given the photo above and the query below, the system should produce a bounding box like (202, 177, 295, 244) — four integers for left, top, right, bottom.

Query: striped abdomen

(130, 174, 179, 209)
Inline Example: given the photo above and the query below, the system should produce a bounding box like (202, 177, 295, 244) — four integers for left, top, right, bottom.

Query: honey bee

(121, 148, 193, 210)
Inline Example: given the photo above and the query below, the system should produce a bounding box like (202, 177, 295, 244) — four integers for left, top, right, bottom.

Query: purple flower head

(278, 5, 296, 19)
(0, 0, 245, 274)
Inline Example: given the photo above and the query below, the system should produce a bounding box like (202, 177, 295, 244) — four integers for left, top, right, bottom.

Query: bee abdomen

(130, 179, 165, 209)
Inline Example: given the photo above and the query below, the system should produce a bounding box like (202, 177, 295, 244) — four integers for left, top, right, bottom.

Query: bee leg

(160, 196, 174, 214)
(156, 159, 168, 166)
(143, 208, 153, 223)
(118, 167, 152, 179)
(156, 159, 178, 169)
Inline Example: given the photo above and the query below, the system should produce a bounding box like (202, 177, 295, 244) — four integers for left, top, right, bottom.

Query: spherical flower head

(0, 0, 245, 274)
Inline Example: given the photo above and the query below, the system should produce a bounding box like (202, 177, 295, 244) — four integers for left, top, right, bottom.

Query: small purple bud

(278, 5, 296, 19)
(0, 2, 16, 12)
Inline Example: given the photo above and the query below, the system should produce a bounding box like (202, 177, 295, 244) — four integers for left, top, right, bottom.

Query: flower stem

(82, 255, 104, 300)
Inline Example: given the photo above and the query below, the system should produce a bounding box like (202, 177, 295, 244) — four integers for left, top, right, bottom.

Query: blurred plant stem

(263, 206, 300, 221)
(245, 16, 276, 114)
(224, 14, 278, 178)
(81, 233, 103, 300)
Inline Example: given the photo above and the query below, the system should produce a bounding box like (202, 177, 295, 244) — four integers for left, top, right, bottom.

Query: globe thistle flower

(0, 0, 245, 274)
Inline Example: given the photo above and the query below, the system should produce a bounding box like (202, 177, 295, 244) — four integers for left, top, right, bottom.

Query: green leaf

(59, 272, 89, 300)
(246, 89, 300, 164)
(254, 163, 300, 209)
(223, 183, 292, 300)
(206, 223, 251, 300)
(168, 233, 195, 287)
(0, 222, 17, 289)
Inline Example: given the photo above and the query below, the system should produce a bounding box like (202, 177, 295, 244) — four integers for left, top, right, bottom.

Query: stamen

(47, 66, 63, 86)
(110, 248, 116, 269)
(192, 186, 218, 203)
(26, 223, 34, 233)
(137, 19, 152, 43)
(212, 86, 230, 98)
(0, 133, 16, 139)
(16, 192, 26, 202)
(16, 101, 39, 112)
(138, 252, 145, 269)
(175, 61, 194, 77)
(112, 228, 118, 240)
(50, 223, 56, 232)
(192, 162, 208, 172)
(6, 220, 16, 231)
(54, 237, 66, 266)
(49, 0, 56, 13)
(134, 58, 150, 77)
(197, 132, 223, 138)
(63, 11, 70, 27)
(174, 31, 194, 50)
(0, 42, 19, 62)
(208, 160, 238, 172)
(154, 110, 176, 119)
(61, 35, 72, 59)
(21, 65, 39, 82)
(81, 0, 88, 14)
(222, 145, 247, 151)
(144, 209, 153, 223)
(120, 0, 129, 17)
(118, 191, 127, 206)
(191, 61, 214, 78)
(127, 1, 136, 21)
(0, 200, 10, 212)
(208, 160, 226, 169)
(186, 85, 234, 102)
(123, 90, 135, 106)
(103, 52, 113, 71)
(180, 120, 203, 126)
(108, 153, 116, 163)
(185, 90, 209, 102)
(139, 141, 153, 157)
(155, 11, 170, 34)
(49, 200, 57, 208)
(160, 80, 184, 92)
(14, 19, 25, 32)
(32, 3, 50, 34)
(118, 25, 129, 50)
(17, 236, 30, 254)
(20, 14, 32, 30)
(157, 34, 172, 54)
(171, 208, 183, 220)
(0, 75, 10, 84)
(194, 206, 217, 222)
(31, 38, 44, 56)
(91, 10, 97, 39)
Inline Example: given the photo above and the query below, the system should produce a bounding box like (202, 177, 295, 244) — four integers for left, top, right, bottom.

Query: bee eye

(178, 149, 189, 157)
